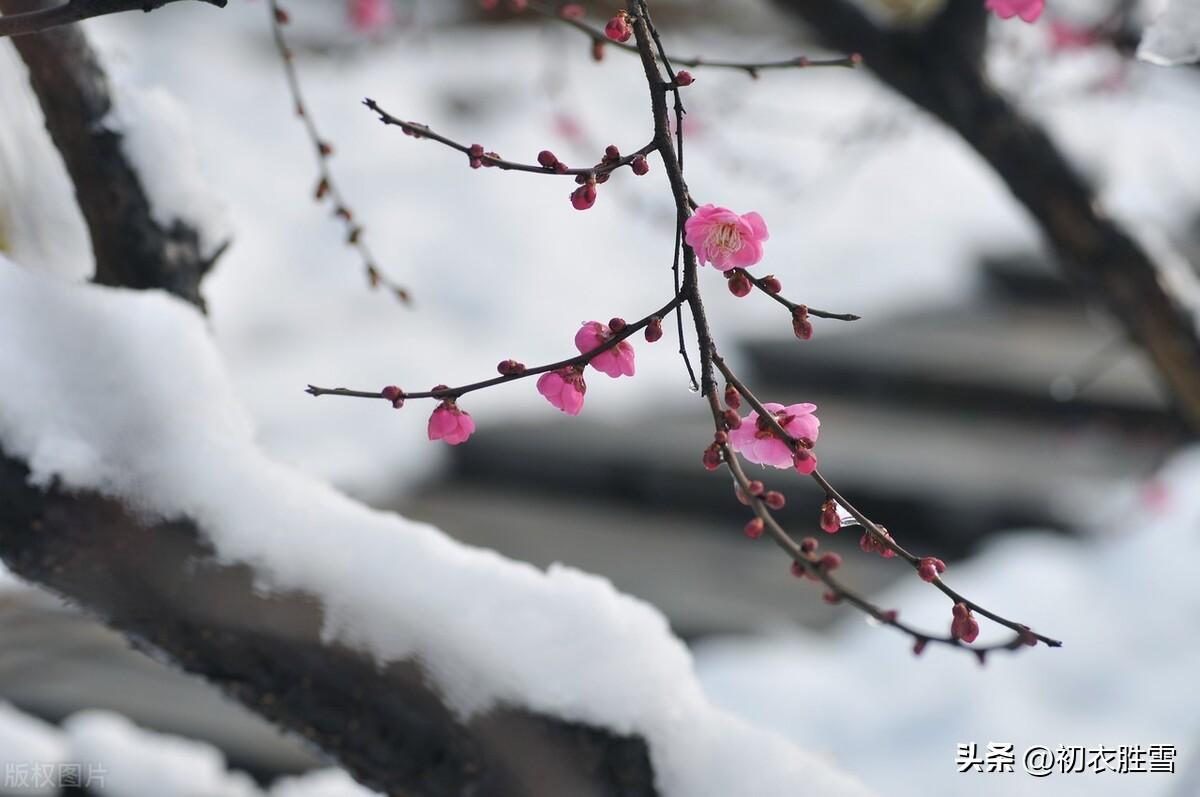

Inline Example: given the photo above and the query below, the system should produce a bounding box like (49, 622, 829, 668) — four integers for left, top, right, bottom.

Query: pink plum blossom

(684, 204, 769, 272)
(575, 321, 635, 378)
(985, 0, 1045, 23)
(728, 402, 819, 468)
(427, 401, 475, 445)
(349, 0, 394, 33)
(536, 368, 586, 415)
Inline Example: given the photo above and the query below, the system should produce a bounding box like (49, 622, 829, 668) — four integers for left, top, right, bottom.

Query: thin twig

(732, 268, 861, 321)
(364, 98, 655, 181)
(525, 0, 859, 76)
(267, 2, 411, 304)
(307, 292, 685, 402)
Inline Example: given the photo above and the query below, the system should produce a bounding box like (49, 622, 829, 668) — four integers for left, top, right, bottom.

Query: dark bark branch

(1, 0, 225, 308)
(776, 0, 1200, 435)
(0, 0, 225, 38)
(0, 452, 656, 797)
(0, 8, 659, 794)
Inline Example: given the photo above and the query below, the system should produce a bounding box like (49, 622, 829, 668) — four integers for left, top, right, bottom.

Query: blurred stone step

(744, 302, 1181, 429)
(0, 589, 321, 783)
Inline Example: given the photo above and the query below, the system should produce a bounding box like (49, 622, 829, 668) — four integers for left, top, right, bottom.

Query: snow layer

(0, 701, 378, 797)
(695, 449, 1200, 797)
(0, 255, 871, 797)
(0, 702, 68, 796)
(1139, 0, 1200, 65)
(103, 83, 231, 255)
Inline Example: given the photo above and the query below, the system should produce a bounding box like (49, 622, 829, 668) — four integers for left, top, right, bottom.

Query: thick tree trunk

(2, 0, 221, 308)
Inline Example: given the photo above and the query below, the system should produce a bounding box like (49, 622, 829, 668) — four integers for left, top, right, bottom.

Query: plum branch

(307, 0, 1059, 661)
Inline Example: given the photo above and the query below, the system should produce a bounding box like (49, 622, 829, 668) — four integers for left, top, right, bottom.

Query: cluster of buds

(537, 149, 570, 173)
(792, 304, 813, 340)
(917, 556, 947, 582)
(951, 603, 980, 643)
(859, 524, 896, 558)
(788, 536, 841, 580)
(467, 143, 501, 170)
(381, 385, 405, 409)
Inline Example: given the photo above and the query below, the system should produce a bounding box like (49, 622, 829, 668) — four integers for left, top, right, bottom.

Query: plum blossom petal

(575, 321, 636, 379)
(729, 402, 820, 469)
(537, 368, 586, 415)
(985, 0, 1045, 23)
(427, 402, 475, 445)
(684, 204, 770, 271)
(349, 0, 394, 33)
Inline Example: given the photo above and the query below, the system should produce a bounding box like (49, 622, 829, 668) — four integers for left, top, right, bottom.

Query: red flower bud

(645, 316, 663, 343)
(762, 275, 782, 294)
(604, 144, 620, 161)
(570, 183, 597, 210)
(702, 444, 722, 471)
(793, 313, 813, 341)
(591, 40, 606, 62)
(631, 155, 649, 175)
(604, 15, 631, 42)
(819, 502, 840, 533)
(537, 150, 558, 168)
(747, 480, 764, 496)
(608, 317, 627, 333)
(765, 491, 785, 510)
(917, 557, 946, 583)
(727, 272, 752, 298)
(675, 70, 694, 86)
(818, 552, 842, 572)
(723, 384, 741, 410)
(744, 518, 764, 539)
(723, 409, 742, 430)
(497, 359, 526, 376)
(380, 385, 405, 409)
(800, 537, 818, 554)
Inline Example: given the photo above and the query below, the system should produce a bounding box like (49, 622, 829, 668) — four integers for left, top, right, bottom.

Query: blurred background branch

(776, 0, 1200, 435)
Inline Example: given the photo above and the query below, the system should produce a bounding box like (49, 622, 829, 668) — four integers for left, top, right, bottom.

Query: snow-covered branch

(0, 0, 225, 39)
(0, 256, 873, 797)
(1, 0, 226, 308)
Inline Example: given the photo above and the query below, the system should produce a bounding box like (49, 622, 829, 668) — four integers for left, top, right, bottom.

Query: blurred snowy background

(2, 0, 1200, 795)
